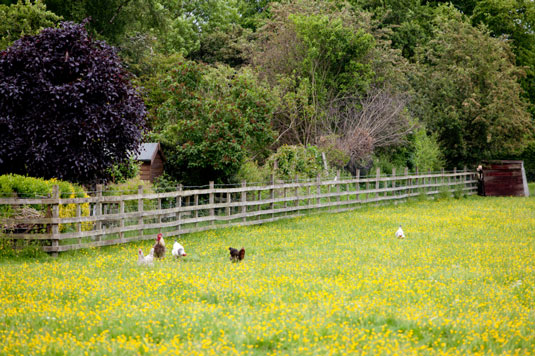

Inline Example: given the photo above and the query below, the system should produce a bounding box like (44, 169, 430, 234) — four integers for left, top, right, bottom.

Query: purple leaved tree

(0, 21, 146, 184)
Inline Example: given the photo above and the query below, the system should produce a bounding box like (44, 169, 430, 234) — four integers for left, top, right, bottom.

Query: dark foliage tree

(0, 21, 146, 184)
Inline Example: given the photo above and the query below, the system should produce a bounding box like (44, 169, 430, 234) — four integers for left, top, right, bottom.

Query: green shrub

(106, 156, 141, 184)
(410, 129, 445, 172)
(266, 145, 324, 181)
(0, 174, 91, 235)
(317, 135, 350, 170)
(234, 160, 269, 184)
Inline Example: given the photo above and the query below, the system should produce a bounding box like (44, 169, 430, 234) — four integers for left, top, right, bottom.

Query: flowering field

(1, 195, 534, 355)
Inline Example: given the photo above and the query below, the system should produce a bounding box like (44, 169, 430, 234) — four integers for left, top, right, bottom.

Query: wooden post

(209, 181, 215, 226)
(336, 170, 341, 205)
(270, 174, 275, 219)
(375, 167, 380, 200)
(404, 167, 409, 198)
(177, 184, 183, 233)
(96, 184, 103, 243)
(157, 198, 162, 235)
(226, 192, 231, 217)
(392, 167, 396, 197)
(295, 175, 299, 212)
(365, 174, 369, 202)
(414, 167, 419, 197)
(316, 174, 321, 207)
(50, 185, 60, 257)
(76, 202, 82, 245)
(241, 181, 247, 222)
(138, 185, 144, 239)
(441, 168, 446, 195)
(194, 193, 199, 227)
(355, 169, 360, 202)
(119, 199, 125, 242)
(453, 167, 457, 187)
(430, 168, 433, 194)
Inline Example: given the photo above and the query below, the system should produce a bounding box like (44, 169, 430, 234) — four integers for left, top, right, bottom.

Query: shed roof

(136, 143, 163, 163)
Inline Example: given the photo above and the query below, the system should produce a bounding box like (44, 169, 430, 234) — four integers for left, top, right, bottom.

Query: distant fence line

(0, 167, 477, 255)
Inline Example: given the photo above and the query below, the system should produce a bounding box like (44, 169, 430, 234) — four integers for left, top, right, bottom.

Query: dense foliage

(153, 58, 276, 185)
(412, 6, 533, 166)
(0, 21, 146, 184)
(0, 0, 60, 50)
(1, 0, 534, 182)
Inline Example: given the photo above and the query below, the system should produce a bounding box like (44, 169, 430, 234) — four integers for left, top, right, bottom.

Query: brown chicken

(229, 247, 245, 262)
(153, 233, 165, 258)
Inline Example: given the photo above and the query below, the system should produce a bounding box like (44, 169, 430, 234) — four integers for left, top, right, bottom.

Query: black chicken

(229, 247, 245, 262)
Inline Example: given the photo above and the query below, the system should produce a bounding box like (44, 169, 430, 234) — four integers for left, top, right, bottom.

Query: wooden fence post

(295, 175, 300, 212)
(316, 173, 322, 207)
(96, 184, 103, 243)
(241, 181, 247, 222)
(50, 185, 60, 257)
(336, 170, 341, 204)
(209, 181, 214, 226)
(404, 167, 409, 198)
(178, 184, 183, 233)
(119, 199, 125, 242)
(375, 167, 380, 200)
(194, 193, 198, 227)
(355, 169, 360, 202)
(138, 185, 144, 239)
(226, 191, 231, 218)
(270, 174, 275, 219)
(76, 202, 82, 246)
(414, 167, 419, 197)
(392, 167, 396, 197)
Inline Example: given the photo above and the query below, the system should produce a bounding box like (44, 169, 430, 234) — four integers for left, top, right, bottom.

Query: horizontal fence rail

(0, 168, 477, 255)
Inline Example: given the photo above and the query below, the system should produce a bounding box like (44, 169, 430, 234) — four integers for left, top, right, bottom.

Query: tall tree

(153, 58, 276, 185)
(412, 5, 533, 166)
(0, 22, 146, 183)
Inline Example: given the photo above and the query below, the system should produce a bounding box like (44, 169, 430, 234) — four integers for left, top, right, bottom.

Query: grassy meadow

(0, 195, 534, 355)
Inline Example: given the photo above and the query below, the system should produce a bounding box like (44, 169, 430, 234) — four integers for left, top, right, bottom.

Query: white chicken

(395, 225, 405, 239)
(172, 240, 187, 258)
(137, 248, 154, 266)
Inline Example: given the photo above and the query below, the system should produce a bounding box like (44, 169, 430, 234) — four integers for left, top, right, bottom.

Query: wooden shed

(136, 143, 165, 182)
(480, 160, 529, 197)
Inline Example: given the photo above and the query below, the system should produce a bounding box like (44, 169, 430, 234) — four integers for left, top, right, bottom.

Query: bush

(266, 145, 324, 181)
(234, 160, 269, 184)
(410, 129, 445, 172)
(0, 174, 91, 233)
(106, 156, 141, 184)
(317, 135, 350, 170)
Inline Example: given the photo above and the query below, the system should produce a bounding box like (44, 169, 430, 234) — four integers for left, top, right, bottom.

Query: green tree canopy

(153, 58, 276, 185)
(0, 0, 61, 50)
(412, 5, 534, 166)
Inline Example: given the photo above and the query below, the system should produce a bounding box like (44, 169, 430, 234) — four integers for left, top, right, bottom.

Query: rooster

(172, 240, 187, 259)
(153, 233, 165, 258)
(138, 248, 154, 266)
(229, 247, 245, 262)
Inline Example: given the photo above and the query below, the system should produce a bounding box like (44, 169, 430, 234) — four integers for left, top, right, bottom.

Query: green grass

(0, 195, 534, 355)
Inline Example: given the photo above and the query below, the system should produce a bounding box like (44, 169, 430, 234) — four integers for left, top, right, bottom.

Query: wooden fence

(0, 168, 477, 255)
